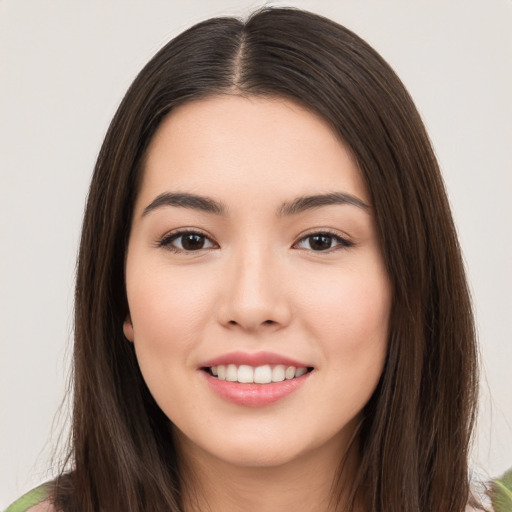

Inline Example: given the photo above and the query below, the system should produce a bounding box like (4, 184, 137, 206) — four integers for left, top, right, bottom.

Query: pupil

(310, 234, 332, 250)
(182, 234, 204, 250)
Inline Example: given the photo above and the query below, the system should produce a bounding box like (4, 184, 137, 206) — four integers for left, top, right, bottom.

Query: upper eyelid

(161, 228, 213, 239)
(294, 228, 352, 243)
(158, 228, 217, 247)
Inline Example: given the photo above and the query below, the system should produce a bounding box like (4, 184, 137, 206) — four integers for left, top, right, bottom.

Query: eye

(159, 231, 216, 252)
(294, 231, 353, 252)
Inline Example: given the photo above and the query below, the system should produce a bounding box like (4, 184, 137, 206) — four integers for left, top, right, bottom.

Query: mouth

(199, 352, 314, 406)
(203, 364, 314, 384)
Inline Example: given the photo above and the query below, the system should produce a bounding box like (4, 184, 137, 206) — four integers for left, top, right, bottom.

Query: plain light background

(1, 0, 511, 507)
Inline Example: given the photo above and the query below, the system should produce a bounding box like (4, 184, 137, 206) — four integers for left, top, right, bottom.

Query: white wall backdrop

(1, 0, 511, 507)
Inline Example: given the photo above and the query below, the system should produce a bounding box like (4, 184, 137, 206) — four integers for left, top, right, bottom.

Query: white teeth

(237, 365, 254, 383)
(210, 364, 310, 383)
(271, 365, 286, 382)
(226, 364, 238, 382)
(254, 365, 272, 384)
(285, 366, 296, 380)
(295, 367, 307, 378)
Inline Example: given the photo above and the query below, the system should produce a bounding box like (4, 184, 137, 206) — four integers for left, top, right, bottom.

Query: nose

(216, 245, 292, 333)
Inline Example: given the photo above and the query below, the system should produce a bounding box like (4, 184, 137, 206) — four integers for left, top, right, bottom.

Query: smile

(200, 352, 314, 407)
(206, 364, 311, 384)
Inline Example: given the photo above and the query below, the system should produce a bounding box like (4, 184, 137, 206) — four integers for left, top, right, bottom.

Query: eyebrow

(142, 192, 227, 216)
(142, 191, 369, 217)
(277, 192, 369, 216)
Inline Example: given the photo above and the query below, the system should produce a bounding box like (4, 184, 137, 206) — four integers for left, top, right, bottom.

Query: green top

(490, 467, 512, 512)
(3, 469, 511, 511)
(4, 485, 49, 512)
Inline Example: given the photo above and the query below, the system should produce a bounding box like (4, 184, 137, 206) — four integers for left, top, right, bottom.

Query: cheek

(126, 262, 217, 363)
(125, 262, 222, 419)
(301, 258, 391, 368)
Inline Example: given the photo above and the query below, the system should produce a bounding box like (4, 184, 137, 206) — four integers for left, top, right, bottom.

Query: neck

(176, 426, 361, 512)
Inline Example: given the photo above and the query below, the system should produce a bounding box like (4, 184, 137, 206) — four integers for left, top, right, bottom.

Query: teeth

(210, 364, 309, 383)
(254, 365, 272, 383)
(226, 364, 238, 382)
(285, 366, 296, 380)
(295, 367, 307, 377)
(237, 365, 254, 383)
(271, 365, 285, 382)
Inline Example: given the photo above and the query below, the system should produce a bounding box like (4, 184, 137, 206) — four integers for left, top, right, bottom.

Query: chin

(216, 443, 305, 468)
(173, 418, 352, 472)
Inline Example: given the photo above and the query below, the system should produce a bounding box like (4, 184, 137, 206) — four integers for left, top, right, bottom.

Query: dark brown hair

(53, 7, 478, 512)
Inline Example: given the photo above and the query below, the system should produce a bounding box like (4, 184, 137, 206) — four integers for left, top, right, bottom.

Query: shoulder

(4, 485, 55, 512)
(25, 502, 54, 512)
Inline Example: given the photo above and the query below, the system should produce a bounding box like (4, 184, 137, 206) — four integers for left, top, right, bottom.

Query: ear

(123, 315, 134, 342)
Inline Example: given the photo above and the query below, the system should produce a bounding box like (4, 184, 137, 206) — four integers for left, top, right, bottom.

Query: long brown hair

(53, 7, 478, 511)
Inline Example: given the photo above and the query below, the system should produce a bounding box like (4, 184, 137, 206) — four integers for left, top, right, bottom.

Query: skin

(123, 95, 392, 511)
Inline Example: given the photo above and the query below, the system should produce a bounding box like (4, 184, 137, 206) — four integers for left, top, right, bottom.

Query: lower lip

(203, 371, 311, 407)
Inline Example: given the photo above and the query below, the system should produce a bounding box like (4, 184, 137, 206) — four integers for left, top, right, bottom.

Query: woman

(7, 7, 481, 512)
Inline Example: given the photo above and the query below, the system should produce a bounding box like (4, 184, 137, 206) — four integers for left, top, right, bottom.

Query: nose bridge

(218, 239, 290, 331)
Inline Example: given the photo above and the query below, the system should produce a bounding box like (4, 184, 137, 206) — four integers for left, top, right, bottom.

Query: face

(123, 95, 391, 469)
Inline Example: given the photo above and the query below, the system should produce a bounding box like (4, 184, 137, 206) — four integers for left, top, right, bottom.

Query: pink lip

(200, 351, 310, 369)
(202, 371, 311, 407)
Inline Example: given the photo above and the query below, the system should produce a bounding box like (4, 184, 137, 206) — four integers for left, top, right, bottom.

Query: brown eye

(308, 234, 333, 251)
(295, 232, 353, 252)
(159, 231, 216, 252)
(180, 233, 207, 250)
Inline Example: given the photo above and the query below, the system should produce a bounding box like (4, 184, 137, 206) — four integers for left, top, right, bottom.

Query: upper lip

(200, 351, 312, 368)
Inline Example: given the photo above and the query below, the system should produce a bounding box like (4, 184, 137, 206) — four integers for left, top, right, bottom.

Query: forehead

(138, 95, 369, 211)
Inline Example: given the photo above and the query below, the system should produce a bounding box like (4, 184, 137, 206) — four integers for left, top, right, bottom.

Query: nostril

(227, 319, 275, 326)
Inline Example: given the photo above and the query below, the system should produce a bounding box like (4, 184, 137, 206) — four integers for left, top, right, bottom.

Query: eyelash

(158, 229, 354, 254)
(157, 230, 217, 253)
(294, 229, 354, 252)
